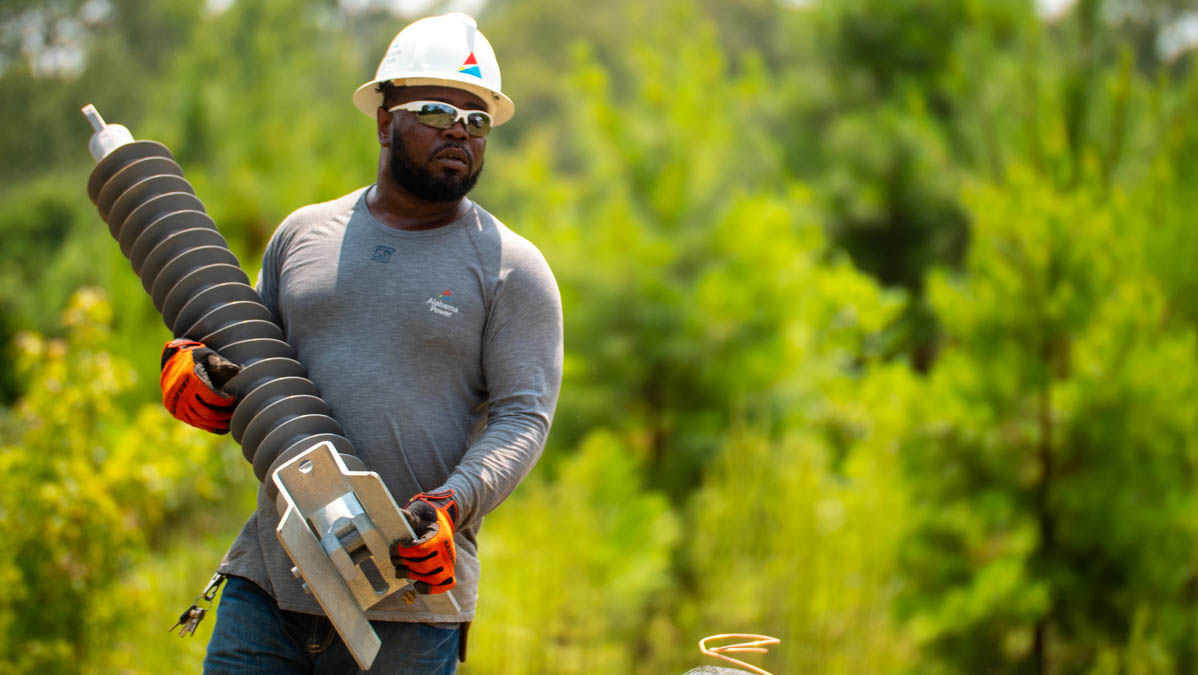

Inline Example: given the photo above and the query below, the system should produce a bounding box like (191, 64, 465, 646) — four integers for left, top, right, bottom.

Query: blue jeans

(203, 575, 460, 674)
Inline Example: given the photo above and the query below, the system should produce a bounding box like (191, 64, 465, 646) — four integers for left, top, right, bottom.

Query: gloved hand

(393, 489, 459, 594)
(159, 338, 241, 434)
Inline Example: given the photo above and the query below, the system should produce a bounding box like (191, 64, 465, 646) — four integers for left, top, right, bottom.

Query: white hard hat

(352, 13, 514, 126)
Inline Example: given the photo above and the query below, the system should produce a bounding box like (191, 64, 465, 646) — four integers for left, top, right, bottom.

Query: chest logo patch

(426, 289, 460, 318)
(372, 245, 395, 263)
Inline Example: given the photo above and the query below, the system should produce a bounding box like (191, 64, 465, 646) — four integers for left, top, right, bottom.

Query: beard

(388, 127, 483, 203)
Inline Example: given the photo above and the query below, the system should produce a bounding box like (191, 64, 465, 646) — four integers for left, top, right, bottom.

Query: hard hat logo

(352, 13, 515, 126)
(458, 53, 482, 78)
(459, 53, 482, 79)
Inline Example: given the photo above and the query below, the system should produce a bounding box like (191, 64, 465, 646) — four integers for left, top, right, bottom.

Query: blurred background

(3, 0, 1198, 672)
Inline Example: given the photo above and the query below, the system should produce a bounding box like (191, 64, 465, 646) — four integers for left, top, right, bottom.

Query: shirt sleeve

(441, 242, 564, 529)
(253, 219, 291, 327)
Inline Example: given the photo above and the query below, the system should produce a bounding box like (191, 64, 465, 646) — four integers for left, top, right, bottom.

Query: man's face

(382, 85, 488, 203)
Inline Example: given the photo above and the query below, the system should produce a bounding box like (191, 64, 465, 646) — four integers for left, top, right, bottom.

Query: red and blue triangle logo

(459, 52, 482, 78)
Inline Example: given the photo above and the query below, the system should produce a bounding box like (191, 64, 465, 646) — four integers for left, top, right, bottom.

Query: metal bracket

(273, 441, 461, 670)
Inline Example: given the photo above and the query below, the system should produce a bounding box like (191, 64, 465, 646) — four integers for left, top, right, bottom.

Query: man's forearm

(442, 408, 553, 529)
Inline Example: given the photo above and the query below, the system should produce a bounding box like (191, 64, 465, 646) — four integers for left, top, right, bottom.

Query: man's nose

(442, 120, 469, 139)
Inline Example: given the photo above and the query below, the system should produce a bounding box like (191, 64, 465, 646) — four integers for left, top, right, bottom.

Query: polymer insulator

(82, 105, 365, 487)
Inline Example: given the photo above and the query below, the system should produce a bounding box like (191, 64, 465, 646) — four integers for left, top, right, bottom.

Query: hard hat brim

(353, 75, 515, 127)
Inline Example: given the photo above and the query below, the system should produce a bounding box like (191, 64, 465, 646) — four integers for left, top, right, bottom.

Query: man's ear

(376, 107, 392, 146)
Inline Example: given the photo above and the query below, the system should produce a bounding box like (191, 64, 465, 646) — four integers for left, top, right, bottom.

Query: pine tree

(899, 168, 1198, 673)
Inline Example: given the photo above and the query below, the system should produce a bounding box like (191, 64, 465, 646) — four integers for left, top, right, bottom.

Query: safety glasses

(388, 101, 493, 138)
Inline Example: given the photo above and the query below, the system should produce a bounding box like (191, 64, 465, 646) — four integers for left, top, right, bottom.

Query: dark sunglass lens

(418, 103, 456, 129)
(466, 113, 491, 137)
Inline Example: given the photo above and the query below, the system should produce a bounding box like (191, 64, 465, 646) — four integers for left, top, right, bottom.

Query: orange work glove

(160, 339, 240, 434)
(393, 489, 459, 594)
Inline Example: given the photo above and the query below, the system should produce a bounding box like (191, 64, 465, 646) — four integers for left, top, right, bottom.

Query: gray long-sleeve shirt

(217, 186, 563, 622)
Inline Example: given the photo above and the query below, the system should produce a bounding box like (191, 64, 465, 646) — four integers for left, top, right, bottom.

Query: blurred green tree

(0, 289, 249, 673)
(899, 168, 1198, 673)
(471, 431, 680, 674)
(671, 213, 916, 672)
(0, 0, 203, 185)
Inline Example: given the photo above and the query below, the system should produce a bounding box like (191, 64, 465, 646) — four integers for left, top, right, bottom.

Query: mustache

(388, 127, 483, 203)
(430, 142, 473, 169)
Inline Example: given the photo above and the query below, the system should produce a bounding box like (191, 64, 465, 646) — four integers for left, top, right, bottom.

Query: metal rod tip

(81, 104, 105, 132)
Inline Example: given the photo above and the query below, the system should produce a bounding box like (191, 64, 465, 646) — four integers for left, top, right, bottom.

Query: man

(159, 13, 562, 673)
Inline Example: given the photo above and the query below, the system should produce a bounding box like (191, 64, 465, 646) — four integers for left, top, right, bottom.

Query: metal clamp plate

(273, 441, 461, 670)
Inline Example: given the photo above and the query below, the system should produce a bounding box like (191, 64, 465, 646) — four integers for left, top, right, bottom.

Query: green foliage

(0, 289, 252, 673)
(659, 200, 911, 672)
(0, 1, 204, 185)
(819, 105, 969, 291)
(677, 385, 915, 674)
(0, 171, 178, 408)
(1139, 61, 1198, 328)
(901, 169, 1198, 672)
(141, 0, 379, 258)
(471, 431, 679, 673)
